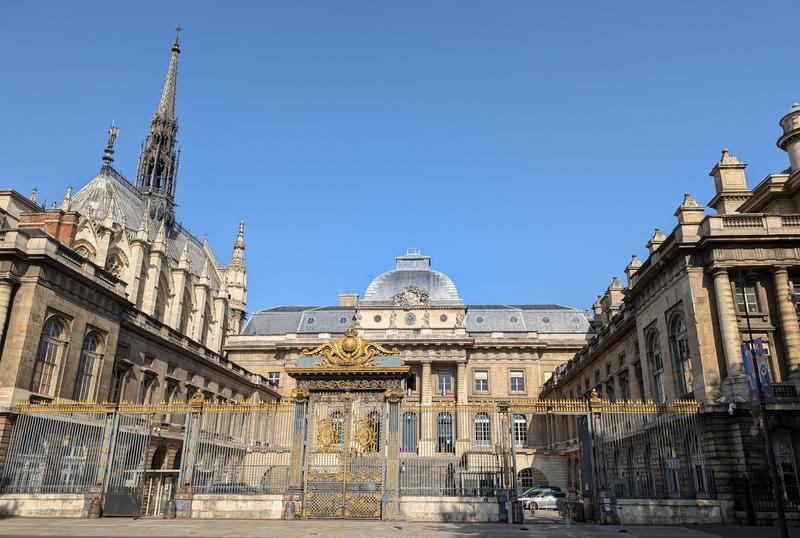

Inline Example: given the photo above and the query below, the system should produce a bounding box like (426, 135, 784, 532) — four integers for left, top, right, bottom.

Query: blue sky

(1, 1, 798, 315)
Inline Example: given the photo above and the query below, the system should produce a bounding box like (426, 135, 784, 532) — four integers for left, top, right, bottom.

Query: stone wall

(0, 493, 88, 518)
(397, 496, 501, 522)
(190, 494, 284, 519)
(613, 498, 722, 525)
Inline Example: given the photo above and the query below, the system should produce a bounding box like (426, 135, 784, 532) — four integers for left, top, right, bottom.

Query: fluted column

(773, 268, 800, 379)
(0, 281, 13, 345)
(712, 269, 744, 379)
(455, 362, 469, 454)
(419, 362, 433, 456)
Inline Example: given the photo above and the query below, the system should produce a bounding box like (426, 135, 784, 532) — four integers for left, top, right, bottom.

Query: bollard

(163, 499, 177, 519)
(87, 497, 102, 519)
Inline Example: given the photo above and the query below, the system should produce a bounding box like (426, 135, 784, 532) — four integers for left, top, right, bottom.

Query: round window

(476, 316, 485, 323)
(542, 316, 551, 323)
(374, 315, 382, 323)
(339, 316, 348, 324)
(571, 316, 580, 323)
(404, 313, 416, 325)
(307, 317, 315, 324)
(440, 314, 448, 322)
(510, 316, 518, 323)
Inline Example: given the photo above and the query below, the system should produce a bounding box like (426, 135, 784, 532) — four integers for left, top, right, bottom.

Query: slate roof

(364, 251, 461, 304)
(242, 304, 589, 336)
(70, 166, 221, 290)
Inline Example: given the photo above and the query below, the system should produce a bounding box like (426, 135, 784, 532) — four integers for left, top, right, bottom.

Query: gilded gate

(303, 391, 386, 519)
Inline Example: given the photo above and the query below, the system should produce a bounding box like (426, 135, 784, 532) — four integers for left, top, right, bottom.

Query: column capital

(710, 266, 731, 277)
(772, 266, 791, 275)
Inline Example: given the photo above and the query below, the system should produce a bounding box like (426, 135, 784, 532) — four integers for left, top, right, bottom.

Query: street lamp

(738, 269, 788, 538)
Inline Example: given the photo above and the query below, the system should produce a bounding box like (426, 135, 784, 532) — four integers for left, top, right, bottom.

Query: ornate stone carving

(384, 388, 404, 403)
(301, 327, 399, 368)
(291, 387, 310, 403)
(392, 285, 429, 308)
(455, 312, 465, 328)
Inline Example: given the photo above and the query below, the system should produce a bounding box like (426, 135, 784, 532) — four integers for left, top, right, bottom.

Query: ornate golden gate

(303, 391, 386, 519)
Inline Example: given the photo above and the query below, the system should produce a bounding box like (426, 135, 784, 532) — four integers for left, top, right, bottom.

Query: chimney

(338, 293, 359, 307)
(708, 149, 750, 214)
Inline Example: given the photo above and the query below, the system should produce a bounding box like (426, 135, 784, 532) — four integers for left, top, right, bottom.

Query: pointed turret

(225, 219, 247, 338)
(135, 29, 182, 226)
(61, 186, 72, 212)
(101, 121, 119, 167)
(233, 219, 245, 261)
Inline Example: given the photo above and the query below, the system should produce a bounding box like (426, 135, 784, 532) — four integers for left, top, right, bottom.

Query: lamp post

(738, 269, 788, 538)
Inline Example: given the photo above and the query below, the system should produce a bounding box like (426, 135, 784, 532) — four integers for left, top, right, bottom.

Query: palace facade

(225, 249, 592, 484)
(540, 102, 800, 521)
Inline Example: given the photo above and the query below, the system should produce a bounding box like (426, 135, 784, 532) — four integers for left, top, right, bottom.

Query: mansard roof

(71, 165, 221, 290)
(242, 304, 589, 336)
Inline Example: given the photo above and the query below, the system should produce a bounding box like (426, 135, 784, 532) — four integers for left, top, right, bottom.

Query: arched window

(513, 414, 528, 447)
(518, 468, 534, 489)
(474, 412, 491, 446)
(154, 281, 168, 323)
(669, 315, 693, 395)
(330, 411, 344, 446)
(647, 331, 665, 403)
(402, 412, 418, 453)
(201, 302, 212, 346)
(73, 332, 103, 401)
(179, 289, 193, 335)
(437, 412, 454, 453)
(31, 317, 67, 396)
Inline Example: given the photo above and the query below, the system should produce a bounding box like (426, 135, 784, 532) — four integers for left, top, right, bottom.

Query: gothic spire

(232, 219, 245, 263)
(135, 29, 182, 227)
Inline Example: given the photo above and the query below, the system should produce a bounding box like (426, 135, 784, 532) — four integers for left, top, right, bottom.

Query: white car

(517, 487, 563, 510)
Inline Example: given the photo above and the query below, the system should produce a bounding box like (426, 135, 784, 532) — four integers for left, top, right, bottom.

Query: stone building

(225, 249, 592, 486)
(540, 103, 800, 521)
(0, 35, 278, 505)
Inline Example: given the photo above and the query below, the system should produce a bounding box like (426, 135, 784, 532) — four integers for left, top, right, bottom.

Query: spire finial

(61, 186, 72, 212)
(235, 219, 245, 249)
(102, 120, 119, 166)
(30, 187, 38, 204)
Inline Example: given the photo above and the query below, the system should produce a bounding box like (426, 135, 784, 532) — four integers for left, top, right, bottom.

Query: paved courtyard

(0, 518, 799, 538)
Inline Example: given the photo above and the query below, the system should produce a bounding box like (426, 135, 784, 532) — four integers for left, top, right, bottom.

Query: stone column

(0, 281, 13, 345)
(455, 361, 470, 454)
(285, 387, 309, 518)
(773, 267, 800, 380)
(712, 269, 745, 393)
(419, 362, 434, 456)
(382, 388, 403, 520)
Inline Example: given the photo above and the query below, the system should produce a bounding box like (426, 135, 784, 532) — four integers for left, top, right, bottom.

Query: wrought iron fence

(734, 473, 800, 514)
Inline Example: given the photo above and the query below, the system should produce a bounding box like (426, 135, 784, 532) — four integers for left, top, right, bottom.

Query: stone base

(190, 494, 285, 519)
(613, 498, 722, 525)
(0, 493, 89, 518)
(397, 496, 502, 522)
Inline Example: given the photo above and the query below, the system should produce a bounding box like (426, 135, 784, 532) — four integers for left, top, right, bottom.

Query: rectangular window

(793, 283, 800, 315)
(513, 414, 528, 447)
(619, 371, 630, 402)
(438, 370, 452, 395)
(618, 352, 625, 368)
(735, 284, 759, 313)
(474, 370, 489, 392)
(109, 363, 128, 403)
(510, 370, 525, 392)
(605, 381, 616, 403)
(267, 372, 280, 387)
(406, 373, 417, 392)
(139, 375, 156, 404)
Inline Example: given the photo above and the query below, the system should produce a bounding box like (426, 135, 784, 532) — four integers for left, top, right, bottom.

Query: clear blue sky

(1, 2, 798, 315)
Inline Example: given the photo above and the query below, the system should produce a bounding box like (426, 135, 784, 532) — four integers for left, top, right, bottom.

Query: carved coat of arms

(392, 285, 429, 308)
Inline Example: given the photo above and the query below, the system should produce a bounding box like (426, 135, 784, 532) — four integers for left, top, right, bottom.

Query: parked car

(520, 490, 566, 511)
(517, 486, 563, 510)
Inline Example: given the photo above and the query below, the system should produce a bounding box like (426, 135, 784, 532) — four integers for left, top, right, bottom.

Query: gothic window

(73, 331, 103, 401)
(154, 279, 168, 322)
(513, 414, 528, 447)
(437, 412, 454, 453)
(201, 303, 212, 346)
(402, 412, 418, 453)
(646, 330, 665, 403)
(105, 255, 124, 278)
(179, 289, 193, 335)
(669, 314, 693, 396)
(31, 316, 67, 396)
(474, 412, 491, 446)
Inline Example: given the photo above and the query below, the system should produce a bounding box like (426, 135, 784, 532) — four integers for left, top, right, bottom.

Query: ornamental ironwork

(301, 327, 399, 368)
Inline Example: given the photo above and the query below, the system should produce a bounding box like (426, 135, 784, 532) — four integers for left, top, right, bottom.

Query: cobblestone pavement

(0, 518, 799, 538)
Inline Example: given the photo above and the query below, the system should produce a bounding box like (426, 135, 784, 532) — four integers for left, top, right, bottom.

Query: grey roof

(242, 304, 589, 336)
(364, 250, 461, 304)
(70, 166, 221, 289)
(242, 306, 356, 336)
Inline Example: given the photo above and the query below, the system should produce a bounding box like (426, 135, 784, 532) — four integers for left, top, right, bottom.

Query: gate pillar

(382, 388, 404, 520)
(175, 389, 204, 518)
(284, 386, 309, 519)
